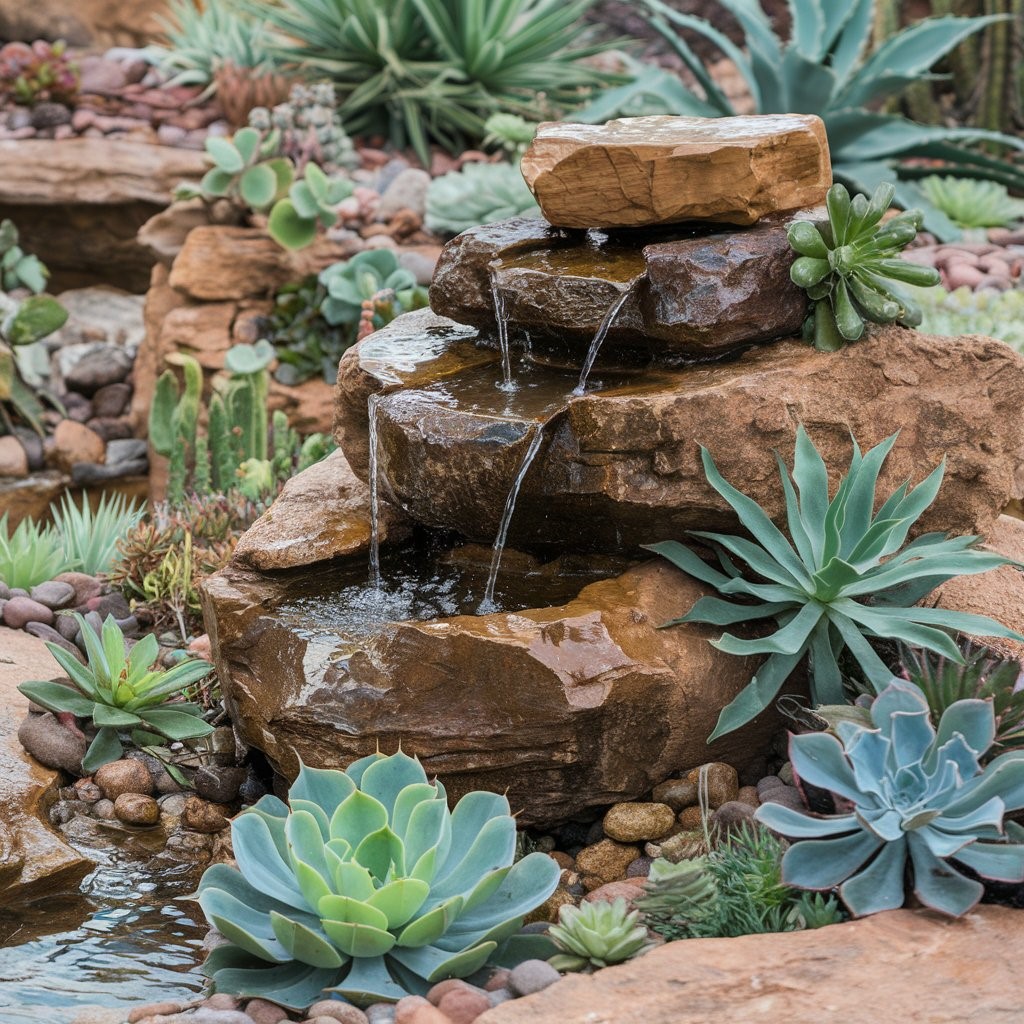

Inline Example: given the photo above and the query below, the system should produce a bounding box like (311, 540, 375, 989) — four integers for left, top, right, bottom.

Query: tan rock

(684, 762, 739, 808)
(0, 471, 71, 528)
(181, 795, 231, 834)
(131, 263, 182, 435)
(677, 806, 705, 831)
(476, 907, 1022, 1024)
(650, 778, 698, 812)
(201, 559, 784, 828)
(582, 880, 646, 909)
(521, 115, 831, 229)
(51, 420, 105, 471)
(0, 0, 169, 47)
(113, 792, 159, 826)
(576, 839, 640, 885)
(0, 435, 28, 478)
(233, 449, 410, 571)
(602, 802, 676, 843)
(94, 759, 154, 800)
(158, 302, 237, 369)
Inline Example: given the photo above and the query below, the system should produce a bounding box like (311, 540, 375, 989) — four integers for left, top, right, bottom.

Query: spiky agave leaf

(645, 426, 1024, 741)
(195, 751, 559, 1010)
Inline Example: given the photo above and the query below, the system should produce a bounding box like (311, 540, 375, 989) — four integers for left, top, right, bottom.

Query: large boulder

(335, 315, 1024, 552)
(201, 559, 783, 827)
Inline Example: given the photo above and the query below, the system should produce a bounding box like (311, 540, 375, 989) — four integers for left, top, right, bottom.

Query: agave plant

(50, 491, 145, 577)
(547, 898, 653, 972)
(244, 0, 617, 165)
(580, 0, 1024, 240)
(645, 426, 1024, 740)
(196, 751, 559, 1009)
(18, 614, 215, 773)
(0, 511, 71, 589)
(918, 175, 1024, 230)
(756, 679, 1024, 917)
(425, 161, 541, 236)
(788, 182, 940, 350)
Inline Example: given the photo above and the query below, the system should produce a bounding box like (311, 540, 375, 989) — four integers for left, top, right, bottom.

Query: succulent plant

(633, 857, 716, 942)
(919, 175, 1024, 230)
(788, 183, 940, 351)
(50, 491, 145, 577)
(0, 39, 79, 106)
(0, 219, 49, 294)
(319, 251, 427, 328)
(483, 113, 538, 155)
(214, 59, 292, 129)
(547, 898, 654, 973)
(910, 284, 1024, 352)
(425, 161, 541, 237)
(756, 678, 1024, 917)
(0, 511, 71, 590)
(18, 614, 214, 773)
(646, 426, 1024, 740)
(195, 751, 560, 1009)
(268, 162, 354, 251)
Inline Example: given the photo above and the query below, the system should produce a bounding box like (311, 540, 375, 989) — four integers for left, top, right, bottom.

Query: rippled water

(0, 822, 207, 1023)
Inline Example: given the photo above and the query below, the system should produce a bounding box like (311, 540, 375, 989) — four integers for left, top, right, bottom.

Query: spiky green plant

(50, 491, 145, 577)
(756, 679, 1024, 917)
(18, 614, 215, 773)
(0, 511, 72, 589)
(425, 161, 541, 236)
(645, 426, 1024, 740)
(547, 898, 654, 972)
(579, 0, 1024, 240)
(788, 182, 940, 350)
(195, 751, 560, 1009)
(918, 175, 1024, 230)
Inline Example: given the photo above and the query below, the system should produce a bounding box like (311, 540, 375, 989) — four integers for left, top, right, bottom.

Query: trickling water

(479, 426, 546, 613)
(573, 279, 640, 395)
(488, 261, 516, 392)
(367, 393, 383, 589)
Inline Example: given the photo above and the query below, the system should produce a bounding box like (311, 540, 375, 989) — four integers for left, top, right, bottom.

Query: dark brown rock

(201, 559, 784, 828)
(90, 382, 132, 419)
(3, 596, 55, 629)
(181, 795, 231, 833)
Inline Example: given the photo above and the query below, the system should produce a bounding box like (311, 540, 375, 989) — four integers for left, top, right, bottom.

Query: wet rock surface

(521, 115, 831, 229)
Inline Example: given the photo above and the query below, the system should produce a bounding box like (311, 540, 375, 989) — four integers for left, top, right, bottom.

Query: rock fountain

(202, 115, 1024, 828)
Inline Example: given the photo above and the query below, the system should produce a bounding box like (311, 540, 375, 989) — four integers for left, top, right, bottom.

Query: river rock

(202, 558, 783, 828)
(193, 765, 247, 804)
(94, 758, 154, 799)
(51, 420, 105, 471)
(232, 449, 410, 571)
(182, 795, 231, 833)
(113, 792, 159, 826)
(520, 115, 831, 229)
(684, 762, 739, 808)
(29, 581, 75, 610)
(0, 435, 28, 477)
(54, 571, 103, 606)
(3, 596, 55, 629)
(90, 382, 132, 418)
(602, 802, 676, 843)
(337, 317, 1024, 551)
(62, 345, 134, 395)
(17, 711, 86, 774)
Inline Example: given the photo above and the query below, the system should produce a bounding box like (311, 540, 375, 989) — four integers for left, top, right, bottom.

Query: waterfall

(488, 260, 516, 392)
(478, 425, 545, 613)
(367, 393, 382, 589)
(573, 279, 640, 396)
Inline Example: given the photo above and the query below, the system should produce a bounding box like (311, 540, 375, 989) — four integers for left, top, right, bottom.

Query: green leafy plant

(18, 613, 215, 773)
(645, 426, 1024, 740)
(0, 39, 79, 106)
(268, 162, 354, 251)
(0, 511, 71, 589)
(0, 219, 48, 294)
(319, 251, 428, 328)
(245, 0, 617, 165)
(50, 491, 145, 578)
(483, 113, 539, 155)
(195, 750, 560, 1009)
(756, 678, 1024, 917)
(910, 284, 1024, 352)
(548, 898, 654, 972)
(918, 175, 1024, 230)
(788, 182, 939, 351)
(583, 0, 1024, 240)
(425, 161, 541, 236)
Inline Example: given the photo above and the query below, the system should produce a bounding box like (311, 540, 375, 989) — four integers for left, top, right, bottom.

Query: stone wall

(0, 0, 169, 48)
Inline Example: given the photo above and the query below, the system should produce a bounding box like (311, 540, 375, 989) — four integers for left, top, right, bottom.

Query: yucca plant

(547, 898, 654, 973)
(581, 0, 1024, 240)
(0, 511, 72, 589)
(18, 613, 215, 773)
(195, 751, 559, 1009)
(50, 491, 145, 578)
(788, 182, 940, 350)
(918, 175, 1024, 230)
(244, 0, 617, 165)
(425, 160, 541, 236)
(756, 678, 1024, 917)
(646, 426, 1024, 740)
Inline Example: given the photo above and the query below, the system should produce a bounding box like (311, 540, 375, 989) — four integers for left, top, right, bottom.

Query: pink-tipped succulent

(0, 39, 80, 107)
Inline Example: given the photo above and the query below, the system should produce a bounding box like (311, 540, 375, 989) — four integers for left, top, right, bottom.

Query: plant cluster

(548, 898, 653, 972)
(318, 251, 428, 333)
(425, 161, 541, 237)
(919, 175, 1024, 231)
(196, 751, 559, 1009)
(788, 183, 939, 351)
(246, 0, 617, 165)
(483, 113, 538, 155)
(910, 284, 1024, 351)
(18, 613, 215, 773)
(583, 0, 1024, 240)
(0, 219, 49, 295)
(0, 39, 79, 107)
(756, 679, 1024, 917)
(646, 426, 1024, 740)
(249, 83, 358, 174)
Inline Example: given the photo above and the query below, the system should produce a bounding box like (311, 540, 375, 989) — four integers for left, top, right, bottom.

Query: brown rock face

(521, 115, 831, 229)
(477, 907, 1022, 1024)
(233, 449, 410, 572)
(0, 0, 168, 46)
(201, 559, 782, 827)
(337, 315, 1024, 551)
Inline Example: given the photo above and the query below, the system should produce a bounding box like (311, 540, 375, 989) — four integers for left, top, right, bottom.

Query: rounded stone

(758, 785, 805, 810)
(736, 785, 760, 808)
(684, 763, 739, 809)
(194, 765, 247, 804)
(576, 838, 640, 885)
(29, 580, 76, 610)
(113, 792, 159, 825)
(54, 571, 104, 606)
(242, 1000, 289, 1024)
(306, 1001, 371, 1024)
(436, 987, 491, 1024)
(92, 798, 116, 819)
(677, 806, 705, 831)
(508, 959, 562, 997)
(94, 759, 154, 799)
(182, 795, 231, 833)
(583, 880, 646, 908)
(710, 800, 757, 837)
(603, 802, 676, 843)
(650, 778, 699, 812)
(3, 595, 55, 629)
(17, 711, 86, 774)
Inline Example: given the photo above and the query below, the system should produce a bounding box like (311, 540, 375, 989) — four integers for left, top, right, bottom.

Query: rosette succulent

(788, 182, 940, 351)
(196, 751, 560, 1009)
(756, 679, 1024, 917)
(425, 161, 541, 236)
(548, 898, 653, 972)
(319, 251, 427, 328)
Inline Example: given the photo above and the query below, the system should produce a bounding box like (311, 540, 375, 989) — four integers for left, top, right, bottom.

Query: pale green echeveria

(756, 679, 1024, 917)
(548, 897, 653, 972)
(646, 426, 1024, 741)
(197, 751, 560, 1010)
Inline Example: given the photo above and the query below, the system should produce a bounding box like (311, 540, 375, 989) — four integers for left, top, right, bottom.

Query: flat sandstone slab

(522, 114, 831, 229)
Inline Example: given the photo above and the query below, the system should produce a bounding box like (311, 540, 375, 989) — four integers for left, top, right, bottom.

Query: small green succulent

(319, 251, 427, 328)
(919, 176, 1024, 231)
(268, 162, 354, 251)
(788, 182, 940, 350)
(646, 426, 1024, 740)
(548, 898, 654, 972)
(18, 614, 215, 773)
(633, 857, 715, 941)
(196, 751, 560, 1009)
(910, 284, 1024, 352)
(0, 511, 71, 590)
(425, 161, 541, 237)
(0, 219, 48, 294)
(756, 679, 1024, 917)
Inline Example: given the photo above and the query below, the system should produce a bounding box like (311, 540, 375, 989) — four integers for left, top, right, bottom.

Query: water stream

(573, 279, 641, 395)
(367, 393, 383, 589)
(488, 261, 515, 392)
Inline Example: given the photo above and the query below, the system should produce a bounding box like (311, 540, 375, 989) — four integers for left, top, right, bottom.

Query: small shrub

(0, 39, 78, 106)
